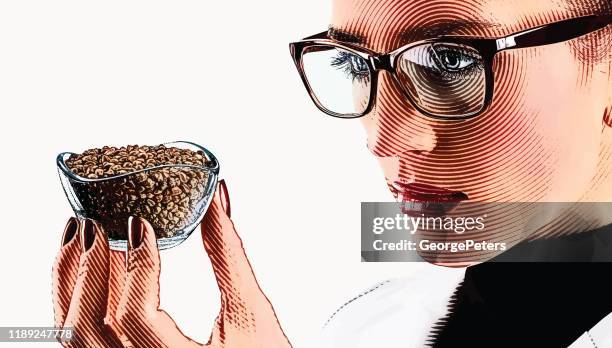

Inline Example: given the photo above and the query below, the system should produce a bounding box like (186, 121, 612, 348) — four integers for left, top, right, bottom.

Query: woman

(289, 0, 612, 346)
(52, 0, 611, 347)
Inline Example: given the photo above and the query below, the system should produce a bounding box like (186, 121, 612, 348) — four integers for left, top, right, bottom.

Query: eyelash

(329, 47, 483, 82)
(430, 47, 484, 80)
(330, 51, 370, 82)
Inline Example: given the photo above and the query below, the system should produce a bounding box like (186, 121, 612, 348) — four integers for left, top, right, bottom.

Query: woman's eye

(347, 54, 368, 73)
(331, 51, 369, 81)
(436, 50, 476, 71)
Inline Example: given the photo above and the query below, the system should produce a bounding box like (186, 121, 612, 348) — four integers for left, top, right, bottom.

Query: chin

(432, 261, 480, 268)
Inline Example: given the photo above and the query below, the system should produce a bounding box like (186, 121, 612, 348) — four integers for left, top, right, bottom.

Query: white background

(0, 1, 427, 346)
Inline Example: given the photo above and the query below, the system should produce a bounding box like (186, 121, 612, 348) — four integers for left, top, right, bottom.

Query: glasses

(290, 14, 611, 120)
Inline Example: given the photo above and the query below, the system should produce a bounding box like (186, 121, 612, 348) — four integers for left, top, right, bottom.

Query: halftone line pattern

(53, 218, 81, 329)
(58, 220, 124, 348)
(104, 250, 126, 337)
(281, 2, 611, 265)
(330, 5, 545, 203)
(300, 1, 610, 216)
(362, 202, 612, 263)
(52, 185, 292, 347)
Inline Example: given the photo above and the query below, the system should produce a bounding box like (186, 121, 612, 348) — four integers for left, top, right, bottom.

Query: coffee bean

(66, 144, 212, 240)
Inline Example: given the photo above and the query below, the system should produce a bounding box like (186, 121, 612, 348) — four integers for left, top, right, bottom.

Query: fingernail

(218, 179, 231, 218)
(128, 216, 145, 250)
(62, 217, 79, 246)
(81, 219, 97, 251)
(604, 107, 612, 127)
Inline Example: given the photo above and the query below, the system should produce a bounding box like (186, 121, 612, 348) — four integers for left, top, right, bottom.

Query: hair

(565, 0, 612, 65)
(566, 0, 611, 15)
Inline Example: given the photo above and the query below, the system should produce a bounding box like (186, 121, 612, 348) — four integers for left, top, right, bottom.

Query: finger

(201, 179, 265, 300)
(63, 219, 122, 347)
(202, 180, 292, 347)
(121, 216, 161, 311)
(52, 217, 81, 328)
(103, 250, 127, 330)
(117, 216, 200, 347)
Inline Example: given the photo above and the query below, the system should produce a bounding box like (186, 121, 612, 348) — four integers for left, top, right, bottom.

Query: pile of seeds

(66, 144, 209, 179)
(66, 144, 214, 240)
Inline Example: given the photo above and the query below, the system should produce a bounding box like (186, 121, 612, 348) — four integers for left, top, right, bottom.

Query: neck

(492, 222, 612, 262)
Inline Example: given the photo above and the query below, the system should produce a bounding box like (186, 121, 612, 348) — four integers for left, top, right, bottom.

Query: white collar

(569, 312, 612, 348)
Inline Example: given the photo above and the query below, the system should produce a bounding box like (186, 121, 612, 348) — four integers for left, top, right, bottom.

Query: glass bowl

(57, 141, 219, 250)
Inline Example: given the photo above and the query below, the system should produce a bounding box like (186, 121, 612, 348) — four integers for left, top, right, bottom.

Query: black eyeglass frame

(289, 14, 612, 120)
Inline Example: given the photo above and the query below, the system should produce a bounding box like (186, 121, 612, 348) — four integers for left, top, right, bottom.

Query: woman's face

(330, 0, 612, 239)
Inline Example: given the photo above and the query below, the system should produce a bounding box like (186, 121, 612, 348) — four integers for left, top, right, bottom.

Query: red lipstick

(392, 182, 468, 216)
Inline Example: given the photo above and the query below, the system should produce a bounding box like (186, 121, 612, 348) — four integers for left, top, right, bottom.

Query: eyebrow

(404, 19, 499, 40)
(327, 26, 366, 44)
(328, 19, 499, 45)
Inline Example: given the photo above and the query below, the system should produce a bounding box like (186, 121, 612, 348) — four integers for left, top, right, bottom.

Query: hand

(52, 180, 292, 347)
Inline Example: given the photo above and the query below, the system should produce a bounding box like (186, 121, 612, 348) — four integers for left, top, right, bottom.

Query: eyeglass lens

(302, 46, 372, 117)
(301, 42, 487, 118)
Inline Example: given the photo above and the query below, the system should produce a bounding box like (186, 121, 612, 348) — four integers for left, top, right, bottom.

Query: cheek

(360, 116, 399, 179)
(352, 79, 370, 111)
(490, 46, 601, 201)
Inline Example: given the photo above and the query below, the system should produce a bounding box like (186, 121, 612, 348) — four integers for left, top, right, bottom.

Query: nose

(364, 71, 438, 158)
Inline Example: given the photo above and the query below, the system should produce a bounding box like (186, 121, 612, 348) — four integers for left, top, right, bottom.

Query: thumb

(201, 179, 267, 301)
(201, 180, 292, 347)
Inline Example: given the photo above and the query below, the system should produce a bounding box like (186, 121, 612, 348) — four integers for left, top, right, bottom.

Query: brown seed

(178, 172, 188, 183)
(66, 144, 211, 240)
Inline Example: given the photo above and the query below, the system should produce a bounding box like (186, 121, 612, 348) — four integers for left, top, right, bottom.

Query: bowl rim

(57, 140, 220, 183)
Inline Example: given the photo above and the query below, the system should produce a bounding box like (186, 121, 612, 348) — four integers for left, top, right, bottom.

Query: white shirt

(319, 267, 464, 348)
(569, 313, 612, 348)
(320, 267, 612, 347)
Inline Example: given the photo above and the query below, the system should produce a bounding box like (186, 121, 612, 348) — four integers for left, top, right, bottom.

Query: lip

(392, 182, 468, 216)
(392, 182, 469, 202)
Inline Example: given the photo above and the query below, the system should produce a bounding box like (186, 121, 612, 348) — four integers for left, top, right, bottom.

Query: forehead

(331, 0, 575, 51)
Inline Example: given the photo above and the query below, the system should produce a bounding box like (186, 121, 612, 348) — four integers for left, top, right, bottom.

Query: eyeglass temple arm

(495, 13, 611, 51)
(291, 31, 327, 59)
